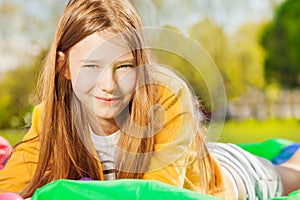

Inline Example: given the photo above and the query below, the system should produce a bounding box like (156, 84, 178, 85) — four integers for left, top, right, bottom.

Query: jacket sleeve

(0, 105, 41, 193)
(143, 80, 197, 187)
(142, 68, 234, 199)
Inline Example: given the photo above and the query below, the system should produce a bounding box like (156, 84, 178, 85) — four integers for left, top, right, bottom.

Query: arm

(276, 149, 300, 195)
(142, 71, 235, 199)
(143, 81, 196, 186)
(142, 81, 227, 193)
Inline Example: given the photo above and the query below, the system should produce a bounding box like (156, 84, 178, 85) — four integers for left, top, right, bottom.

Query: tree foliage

(261, 0, 300, 88)
(189, 19, 228, 77)
(189, 19, 266, 99)
(149, 25, 213, 111)
(225, 22, 266, 98)
(0, 50, 46, 129)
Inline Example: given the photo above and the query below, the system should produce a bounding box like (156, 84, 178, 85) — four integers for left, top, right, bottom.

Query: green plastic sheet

(30, 138, 300, 199)
(238, 138, 293, 161)
(270, 190, 300, 200)
(31, 179, 220, 200)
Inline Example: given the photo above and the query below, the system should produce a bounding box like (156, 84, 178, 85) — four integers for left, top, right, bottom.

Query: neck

(89, 108, 128, 136)
(92, 118, 119, 136)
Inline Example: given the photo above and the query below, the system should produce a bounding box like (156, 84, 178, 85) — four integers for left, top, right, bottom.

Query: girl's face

(68, 32, 137, 126)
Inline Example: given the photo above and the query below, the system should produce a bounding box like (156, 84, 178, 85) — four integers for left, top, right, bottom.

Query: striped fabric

(208, 142, 283, 200)
(90, 130, 120, 180)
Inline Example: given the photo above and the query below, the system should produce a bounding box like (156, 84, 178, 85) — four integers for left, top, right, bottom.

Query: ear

(57, 51, 71, 80)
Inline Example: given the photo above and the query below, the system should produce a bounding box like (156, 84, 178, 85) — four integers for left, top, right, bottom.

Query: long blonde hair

(21, 0, 219, 197)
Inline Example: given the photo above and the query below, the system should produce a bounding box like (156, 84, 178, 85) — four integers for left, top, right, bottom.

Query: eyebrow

(80, 59, 134, 65)
(114, 59, 135, 66)
(79, 59, 103, 64)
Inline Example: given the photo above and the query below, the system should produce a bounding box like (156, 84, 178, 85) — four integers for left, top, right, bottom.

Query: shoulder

(31, 103, 44, 128)
(151, 65, 198, 113)
(151, 65, 192, 94)
(149, 66, 200, 143)
(22, 103, 44, 141)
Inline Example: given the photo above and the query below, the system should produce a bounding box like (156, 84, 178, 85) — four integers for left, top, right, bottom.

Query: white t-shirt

(90, 130, 120, 180)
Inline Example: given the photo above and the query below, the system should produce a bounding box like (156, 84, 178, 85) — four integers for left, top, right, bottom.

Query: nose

(98, 68, 116, 93)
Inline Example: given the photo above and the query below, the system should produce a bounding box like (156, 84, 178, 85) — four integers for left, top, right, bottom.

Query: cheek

(71, 70, 99, 95)
(117, 70, 137, 93)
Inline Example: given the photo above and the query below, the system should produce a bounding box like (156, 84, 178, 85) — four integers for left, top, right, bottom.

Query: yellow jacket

(0, 68, 234, 198)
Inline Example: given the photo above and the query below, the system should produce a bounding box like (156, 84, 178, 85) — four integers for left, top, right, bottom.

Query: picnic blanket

(31, 179, 219, 200)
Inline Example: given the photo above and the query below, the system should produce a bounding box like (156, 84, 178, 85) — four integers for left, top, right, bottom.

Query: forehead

(69, 31, 133, 63)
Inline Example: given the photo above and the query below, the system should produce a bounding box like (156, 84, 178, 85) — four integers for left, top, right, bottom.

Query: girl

(0, 0, 299, 199)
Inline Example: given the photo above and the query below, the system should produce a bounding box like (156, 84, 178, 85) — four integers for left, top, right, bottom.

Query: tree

(226, 22, 266, 96)
(261, 0, 300, 88)
(149, 25, 214, 111)
(190, 19, 228, 75)
(0, 50, 46, 129)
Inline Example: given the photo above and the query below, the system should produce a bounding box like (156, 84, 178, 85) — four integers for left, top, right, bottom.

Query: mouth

(94, 96, 121, 104)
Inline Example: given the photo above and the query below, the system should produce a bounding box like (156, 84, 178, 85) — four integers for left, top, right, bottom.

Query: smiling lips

(94, 96, 121, 104)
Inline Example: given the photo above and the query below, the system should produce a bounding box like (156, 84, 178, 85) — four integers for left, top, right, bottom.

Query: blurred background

(0, 0, 299, 146)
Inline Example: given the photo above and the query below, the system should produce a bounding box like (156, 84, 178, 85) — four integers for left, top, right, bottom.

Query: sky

(0, 0, 284, 73)
(132, 0, 284, 34)
(0, 0, 66, 73)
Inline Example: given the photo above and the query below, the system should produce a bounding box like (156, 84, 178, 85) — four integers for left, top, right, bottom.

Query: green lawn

(0, 130, 26, 146)
(219, 118, 300, 144)
(1, 119, 300, 146)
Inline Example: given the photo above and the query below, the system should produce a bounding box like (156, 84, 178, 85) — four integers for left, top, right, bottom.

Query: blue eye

(117, 64, 133, 69)
(83, 65, 98, 69)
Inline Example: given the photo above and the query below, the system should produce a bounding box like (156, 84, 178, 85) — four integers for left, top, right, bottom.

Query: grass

(219, 118, 300, 144)
(1, 118, 300, 146)
(0, 129, 26, 146)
